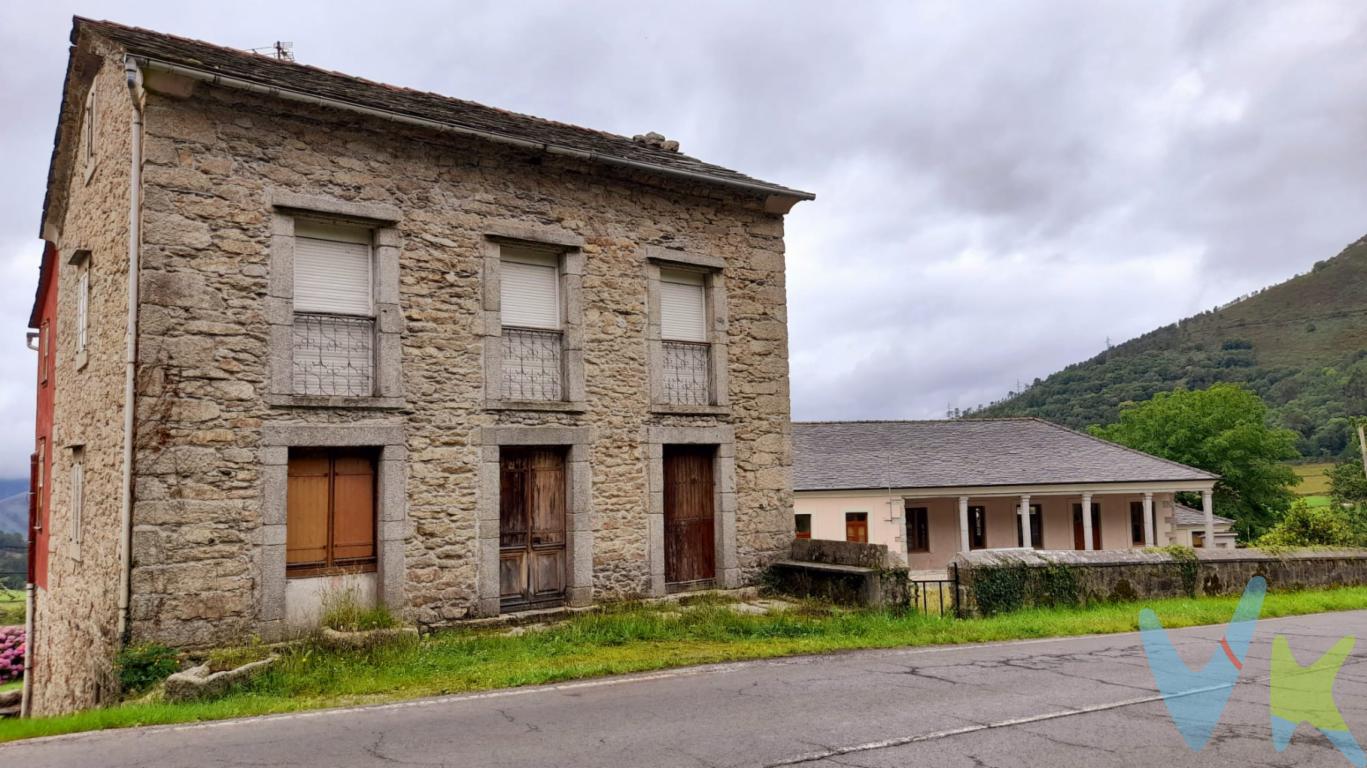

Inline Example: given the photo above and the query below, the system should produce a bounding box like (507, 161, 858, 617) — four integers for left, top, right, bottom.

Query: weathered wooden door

(500, 448, 567, 608)
(664, 445, 715, 585)
(1072, 503, 1102, 550)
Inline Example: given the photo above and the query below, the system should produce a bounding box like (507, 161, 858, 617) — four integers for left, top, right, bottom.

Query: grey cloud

(0, 0, 1364, 478)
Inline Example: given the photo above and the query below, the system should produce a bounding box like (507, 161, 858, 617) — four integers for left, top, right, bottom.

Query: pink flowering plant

(0, 626, 23, 684)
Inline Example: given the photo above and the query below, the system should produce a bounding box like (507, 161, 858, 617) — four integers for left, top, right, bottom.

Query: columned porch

(890, 481, 1217, 573)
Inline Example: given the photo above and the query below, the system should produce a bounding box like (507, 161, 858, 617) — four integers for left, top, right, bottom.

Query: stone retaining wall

(953, 548, 1367, 616)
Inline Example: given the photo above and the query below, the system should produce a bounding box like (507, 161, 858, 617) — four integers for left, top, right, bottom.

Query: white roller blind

(660, 269, 707, 342)
(501, 250, 560, 330)
(294, 222, 372, 315)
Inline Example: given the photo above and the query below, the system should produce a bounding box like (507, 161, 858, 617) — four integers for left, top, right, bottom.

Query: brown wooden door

(845, 512, 868, 543)
(500, 448, 567, 608)
(664, 445, 715, 585)
(1073, 503, 1102, 550)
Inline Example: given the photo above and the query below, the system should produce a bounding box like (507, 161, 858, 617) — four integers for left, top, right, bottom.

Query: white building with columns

(792, 419, 1224, 573)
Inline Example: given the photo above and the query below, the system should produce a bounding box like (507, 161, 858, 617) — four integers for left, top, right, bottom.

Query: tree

(1090, 384, 1300, 539)
(1257, 500, 1357, 548)
(1328, 460, 1367, 506)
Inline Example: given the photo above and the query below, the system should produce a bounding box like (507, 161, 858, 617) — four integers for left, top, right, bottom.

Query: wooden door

(500, 448, 567, 608)
(664, 445, 715, 585)
(845, 512, 868, 543)
(1073, 504, 1102, 550)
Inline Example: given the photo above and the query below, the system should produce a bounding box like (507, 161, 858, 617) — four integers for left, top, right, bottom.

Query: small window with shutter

(286, 448, 377, 577)
(500, 245, 564, 400)
(292, 221, 375, 396)
(659, 268, 711, 405)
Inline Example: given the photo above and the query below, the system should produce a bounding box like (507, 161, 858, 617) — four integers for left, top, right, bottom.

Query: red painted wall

(29, 242, 57, 589)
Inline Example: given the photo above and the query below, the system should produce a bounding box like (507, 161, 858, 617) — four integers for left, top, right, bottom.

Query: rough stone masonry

(29, 20, 809, 715)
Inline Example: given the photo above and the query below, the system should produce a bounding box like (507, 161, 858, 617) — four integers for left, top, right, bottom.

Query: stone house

(25, 18, 810, 715)
(792, 419, 1222, 573)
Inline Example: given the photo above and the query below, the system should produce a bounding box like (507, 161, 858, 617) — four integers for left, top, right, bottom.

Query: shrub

(971, 563, 1029, 616)
(0, 626, 23, 684)
(1258, 500, 1357, 548)
(116, 642, 180, 694)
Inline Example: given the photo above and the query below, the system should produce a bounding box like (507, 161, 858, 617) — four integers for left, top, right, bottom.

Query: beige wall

(31, 41, 135, 716)
(794, 491, 1181, 572)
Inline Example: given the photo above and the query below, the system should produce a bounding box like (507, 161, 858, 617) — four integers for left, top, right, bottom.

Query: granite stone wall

(953, 548, 1367, 616)
(123, 68, 795, 647)
(30, 41, 135, 715)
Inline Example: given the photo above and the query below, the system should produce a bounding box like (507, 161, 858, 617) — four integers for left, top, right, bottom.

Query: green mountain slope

(975, 235, 1367, 459)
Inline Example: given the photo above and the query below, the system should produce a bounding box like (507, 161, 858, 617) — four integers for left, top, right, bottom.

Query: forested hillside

(976, 235, 1367, 459)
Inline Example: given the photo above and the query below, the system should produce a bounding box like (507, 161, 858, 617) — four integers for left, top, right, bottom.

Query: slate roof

(73, 18, 813, 201)
(1172, 504, 1234, 528)
(792, 418, 1217, 492)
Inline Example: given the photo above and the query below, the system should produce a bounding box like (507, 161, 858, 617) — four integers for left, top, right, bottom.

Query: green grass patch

(0, 680, 20, 694)
(6, 586, 1367, 742)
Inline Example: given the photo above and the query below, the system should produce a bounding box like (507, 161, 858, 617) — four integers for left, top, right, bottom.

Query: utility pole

(1358, 419, 1366, 482)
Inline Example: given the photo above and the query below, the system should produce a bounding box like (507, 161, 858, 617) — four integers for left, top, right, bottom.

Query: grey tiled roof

(1172, 504, 1234, 528)
(74, 18, 813, 201)
(793, 418, 1217, 492)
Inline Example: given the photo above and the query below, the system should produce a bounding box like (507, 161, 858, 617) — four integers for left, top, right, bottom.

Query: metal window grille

(502, 327, 563, 401)
(662, 341, 711, 405)
(292, 313, 375, 396)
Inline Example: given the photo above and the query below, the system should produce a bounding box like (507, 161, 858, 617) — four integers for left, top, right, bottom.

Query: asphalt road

(5, 610, 1367, 767)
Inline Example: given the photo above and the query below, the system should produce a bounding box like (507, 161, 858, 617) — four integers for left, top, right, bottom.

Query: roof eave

(129, 54, 815, 208)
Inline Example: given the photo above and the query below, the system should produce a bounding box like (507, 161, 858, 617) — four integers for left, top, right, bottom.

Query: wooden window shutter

(660, 269, 707, 342)
(294, 222, 373, 316)
(287, 453, 331, 568)
(332, 454, 376, 563)
(500, 247, 560, 330)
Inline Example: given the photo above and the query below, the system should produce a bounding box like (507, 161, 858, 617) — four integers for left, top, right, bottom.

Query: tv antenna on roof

(250, 41, 295, 61)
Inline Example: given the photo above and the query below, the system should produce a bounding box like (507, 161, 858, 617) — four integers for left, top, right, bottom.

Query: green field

(1292, 462, 1334, 496)
(0, 590, 23, 627)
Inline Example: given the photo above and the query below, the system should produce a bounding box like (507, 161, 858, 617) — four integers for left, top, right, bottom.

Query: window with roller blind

(659, 268, 711, 405)
(286, 448, 377, 577)
(499, 245, 564, 401)
(291, 221, 376, 396)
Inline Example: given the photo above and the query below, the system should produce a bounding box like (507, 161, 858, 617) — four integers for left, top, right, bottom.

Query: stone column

(958, 495, 970, 553)
(1019, 494, 1032, 549)
(1142, 491, 1155, 547)
(1081, 491, 1094, 551)
(1202, 489, 1215, 549)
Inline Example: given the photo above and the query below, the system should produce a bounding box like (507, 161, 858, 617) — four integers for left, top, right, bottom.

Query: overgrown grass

(5, 586, 1367, 742)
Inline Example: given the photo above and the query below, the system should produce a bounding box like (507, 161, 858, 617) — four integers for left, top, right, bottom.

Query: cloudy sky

(0, 1, 1365, 479)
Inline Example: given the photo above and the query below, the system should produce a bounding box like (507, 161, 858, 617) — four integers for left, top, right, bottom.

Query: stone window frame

(67, 248, 92, 371)
(476, 425, 594, 616)
(82, 87, 97, 184)
(480, 223, 586, 412)
(645, 425, 738, 596)
(258, 422, 408, 640)
(644, 246, 730, 414)
(266, 192, 404, 409)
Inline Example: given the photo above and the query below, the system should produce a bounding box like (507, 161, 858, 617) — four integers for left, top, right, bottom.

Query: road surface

(5, 609, 1366, 767)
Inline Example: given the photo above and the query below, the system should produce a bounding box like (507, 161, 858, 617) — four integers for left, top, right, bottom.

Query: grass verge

(5, 586, 1367, 743)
